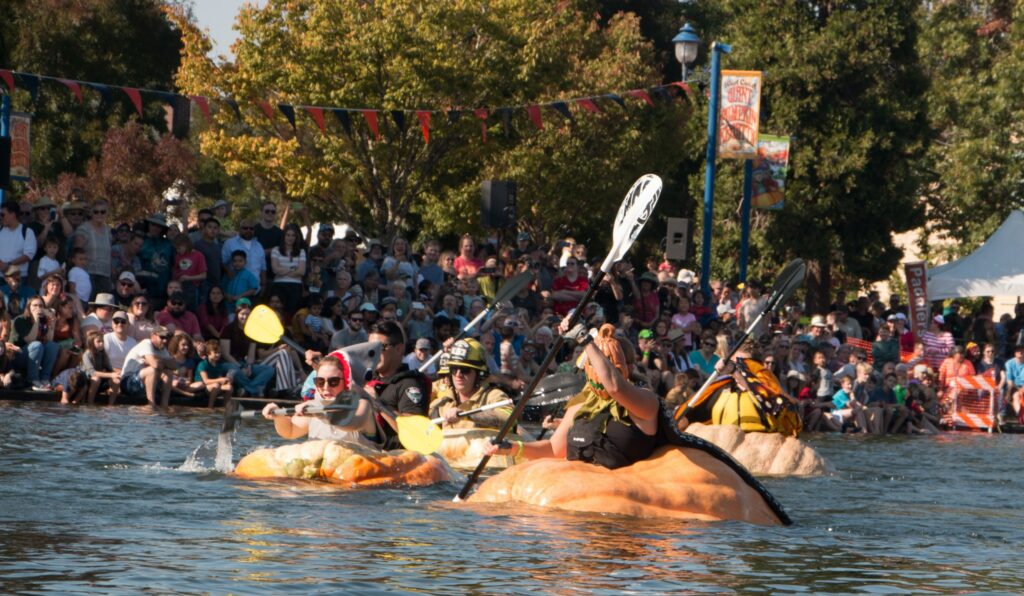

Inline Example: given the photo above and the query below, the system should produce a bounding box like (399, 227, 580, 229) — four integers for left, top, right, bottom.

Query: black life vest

(566, 407, 657, 470)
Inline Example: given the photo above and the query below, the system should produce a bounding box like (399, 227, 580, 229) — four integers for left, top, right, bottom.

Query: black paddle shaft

(456, 270, 608, 500)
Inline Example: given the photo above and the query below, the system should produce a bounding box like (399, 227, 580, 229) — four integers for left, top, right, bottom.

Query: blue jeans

(226, 362, 275, 396)
(25, 341, 59, 383)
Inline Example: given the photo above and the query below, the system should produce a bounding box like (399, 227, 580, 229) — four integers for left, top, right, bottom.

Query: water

(2, 400, 1023, 594)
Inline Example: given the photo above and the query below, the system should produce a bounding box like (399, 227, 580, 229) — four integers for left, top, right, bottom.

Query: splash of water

(214, 431, 234, 473)
(179, 439, 216, 472)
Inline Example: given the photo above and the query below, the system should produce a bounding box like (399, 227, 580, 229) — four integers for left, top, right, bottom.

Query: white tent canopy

(927, 210, 1024, 300)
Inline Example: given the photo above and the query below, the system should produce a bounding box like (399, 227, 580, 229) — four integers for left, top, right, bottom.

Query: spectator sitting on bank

(156, 291, 204, 342)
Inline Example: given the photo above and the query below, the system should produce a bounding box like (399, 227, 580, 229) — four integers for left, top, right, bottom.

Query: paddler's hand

(541, 414, 561, 430)
(562, 322, 592, 346)
(261, 403, 281, 419)
(676, 416, 690, 432)
(294, 401, 315, 416)
(440, 405, 460, 425)
(482, 439, 513, 456)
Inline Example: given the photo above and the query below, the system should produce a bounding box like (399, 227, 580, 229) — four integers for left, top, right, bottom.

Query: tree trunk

(804, 258, 832, 314)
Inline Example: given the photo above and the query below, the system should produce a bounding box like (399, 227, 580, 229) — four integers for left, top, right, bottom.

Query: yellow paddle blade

(244, 304, 286, 345)
(397, 415, 444, 455)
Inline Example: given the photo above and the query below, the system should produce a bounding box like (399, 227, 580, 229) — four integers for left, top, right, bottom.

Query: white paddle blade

(600, 174, 663, 273)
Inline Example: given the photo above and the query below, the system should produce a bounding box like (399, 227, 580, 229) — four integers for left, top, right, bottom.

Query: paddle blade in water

(601, 174, 662, 272)
(397, 415, 444, 455)
(244, 305, 286, 344)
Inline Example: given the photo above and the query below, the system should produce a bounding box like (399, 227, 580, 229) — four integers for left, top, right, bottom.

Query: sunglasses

(92, 210, 107, 215)
(120, 281, 134, 286)
(113, 319, 128, 325)
(157, 334, 172, 341)
(350, 317, 363, 322)
(19, 211, 31, 216)
(451, 368, 475, 376)
(314, 376, 345, 389)
(133, 302, 148, 307)
(171, 301, 185, 306)
(263, 209, 276, 214)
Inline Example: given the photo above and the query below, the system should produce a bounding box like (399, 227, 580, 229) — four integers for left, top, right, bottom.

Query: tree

(690, 1, 931, 309)
(171, 0, 693, 246)
(0, 0, 184, 183)
(917, 0, 1024, 260)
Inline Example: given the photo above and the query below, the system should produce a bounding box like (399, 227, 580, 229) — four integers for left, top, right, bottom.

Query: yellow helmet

(448, 338, 488, 373)
(437, 351, 451, 376)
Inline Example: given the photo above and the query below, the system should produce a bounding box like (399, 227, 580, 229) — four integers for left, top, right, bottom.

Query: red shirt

(454, 256, 484, 277)
(157, 309, 203, 340)
(552, 274, 589, 316)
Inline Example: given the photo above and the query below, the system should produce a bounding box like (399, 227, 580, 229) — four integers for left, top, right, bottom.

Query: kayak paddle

(418, 271, 534, 373)
(455, 174, 662, 501)
(675, 258, 807, 422)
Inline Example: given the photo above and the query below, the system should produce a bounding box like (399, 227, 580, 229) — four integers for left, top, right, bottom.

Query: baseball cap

(638, 329, 654, 339)
(933, 314, 945, 325)
(169, 291, 186, 303)
(152, 325, 171, 338)
(810, 315, 828, 327)
(359, 303, 378, 312)
(112, 310, 129, 322)
(118, 271, 137, 283)
(415, 338, 432, 350)
(319, 223, 334, 233)
(717, 303, 735, 316)
(235, 297, 252, 308)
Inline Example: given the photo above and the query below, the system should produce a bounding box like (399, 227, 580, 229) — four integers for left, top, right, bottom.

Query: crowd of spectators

(0, 194, 1021, 427)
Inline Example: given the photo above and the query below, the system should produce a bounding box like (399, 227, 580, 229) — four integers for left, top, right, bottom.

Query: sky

(190, 1, 265, 58)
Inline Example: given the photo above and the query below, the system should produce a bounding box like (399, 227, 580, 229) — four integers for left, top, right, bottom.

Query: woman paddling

(261, 353, 379, 447)
(484, 323, 660, 469)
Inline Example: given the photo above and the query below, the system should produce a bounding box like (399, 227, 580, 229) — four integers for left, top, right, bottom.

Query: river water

(2, 400, 1022, 594)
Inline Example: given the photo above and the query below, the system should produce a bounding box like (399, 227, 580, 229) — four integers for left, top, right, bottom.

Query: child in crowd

(36, 236, 63, 280)
(66, 247, 91, 308)
(171, 235, 207, 310)
(300, 295, 330, 353)
(81, 330, 120, 405)
(821, 375, 869, 433)
(195, 339, 234, 408)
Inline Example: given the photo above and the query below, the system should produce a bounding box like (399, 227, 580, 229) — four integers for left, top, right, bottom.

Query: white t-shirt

(0, 224, 37, 276)
(103, 332, 138, 370)
(68, 266, 92, 303)
(121, 339, 170, 377)
(37, 256, 62, 280)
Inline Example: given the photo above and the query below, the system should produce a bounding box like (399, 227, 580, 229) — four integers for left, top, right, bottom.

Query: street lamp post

(674, 24, 732, 296)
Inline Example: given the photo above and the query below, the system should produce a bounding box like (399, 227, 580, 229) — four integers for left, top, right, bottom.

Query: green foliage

(174, 0, 692, 248)
(917, 1, 1024, 260)
(0, 0, 183, 183)
(684, 1, 931, 308)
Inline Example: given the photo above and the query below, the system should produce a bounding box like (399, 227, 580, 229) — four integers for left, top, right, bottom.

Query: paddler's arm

(580, 340, 659, 434)
(261, 402, 311, 439)
(484, 403, 580, 460)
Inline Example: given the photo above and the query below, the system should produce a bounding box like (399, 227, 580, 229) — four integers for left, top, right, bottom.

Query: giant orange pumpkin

(468, 445, 786, 525)
(234, 440, 454, 487)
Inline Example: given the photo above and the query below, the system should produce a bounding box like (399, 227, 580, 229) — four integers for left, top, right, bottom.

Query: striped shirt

(920, 330, 955, 368)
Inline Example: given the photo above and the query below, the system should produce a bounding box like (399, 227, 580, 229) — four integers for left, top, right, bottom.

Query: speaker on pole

(665, 217, 692, 260)
(481, 180, 517, 228)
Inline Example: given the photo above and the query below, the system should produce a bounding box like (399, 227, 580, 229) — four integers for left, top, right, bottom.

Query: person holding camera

(10, 296, 60, 390)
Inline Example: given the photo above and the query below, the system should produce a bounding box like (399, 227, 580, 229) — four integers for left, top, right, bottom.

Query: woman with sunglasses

(128, 296, 157, 342)
(10, 297, 60, 390)
(71, 199, 113, 295)
(261, 353, 377, 445)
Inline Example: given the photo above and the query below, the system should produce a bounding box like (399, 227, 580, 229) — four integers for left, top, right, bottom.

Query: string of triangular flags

(0, 68, 693, 143)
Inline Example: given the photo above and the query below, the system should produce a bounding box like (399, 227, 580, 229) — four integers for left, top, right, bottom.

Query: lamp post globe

(672, 23, 701, 80)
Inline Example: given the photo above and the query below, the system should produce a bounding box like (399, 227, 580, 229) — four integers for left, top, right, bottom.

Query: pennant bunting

(191, 95, 211, 120)
(549, 101, 574, 123)
(224, 99, 242, 120)
(278, 103, 296, 129)
(668, 81, 694, 99)
(58, 79, 83, 103)
(120, 87, 143, 115)
(85, 83, 112, 107)
(416, 110, 431, 144)
(605, 93, 626, 109)
(305, 106, 325, 134)
(391, 110, 406, 134)
(151, 90, 177, 105)
(626, 89, 654, 107)
(362, 110, 380, 140)
(0, 70, 14, 92)
(526, 104, 543, 129)
(474, 108, 488, 143)
(447, 109, 461, 124)
(17, 74, 40, 102)
(331, 109, 352, 136)
(256, 100, 275, 123)
(576, 98, 601, 113)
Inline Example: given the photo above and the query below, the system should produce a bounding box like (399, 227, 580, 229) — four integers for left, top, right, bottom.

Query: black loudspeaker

(481, 180, 517, 228)
(0, 137, 10, 191)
